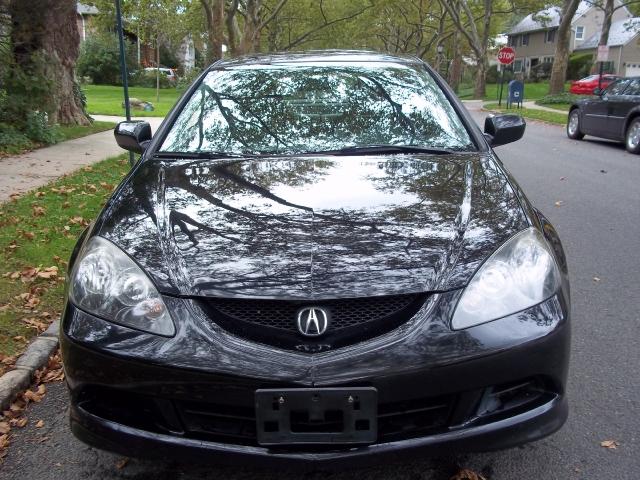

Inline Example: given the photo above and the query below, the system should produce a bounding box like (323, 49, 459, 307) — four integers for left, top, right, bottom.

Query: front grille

(199, 293, 428, 352)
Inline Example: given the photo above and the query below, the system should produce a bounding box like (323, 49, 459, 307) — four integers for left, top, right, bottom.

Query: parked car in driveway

(143, 66, 178, 84)
(569, 74, 620, 95)
(62, 51, 570, 467)
(567, 77, 640, 153)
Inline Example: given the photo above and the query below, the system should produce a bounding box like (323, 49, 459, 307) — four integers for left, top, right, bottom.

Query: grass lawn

(83, 84, 182, 117)
(533, 103, 572, 112)
(0, 155, 129, 368)
(483, 102, 568, 125)
(0, 121, 116, 157)
(458, 82, 572, 101)
(58, 120, 116, 141)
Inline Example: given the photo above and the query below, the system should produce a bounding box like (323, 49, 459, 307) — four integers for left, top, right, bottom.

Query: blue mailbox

(507, 80, 524, 108)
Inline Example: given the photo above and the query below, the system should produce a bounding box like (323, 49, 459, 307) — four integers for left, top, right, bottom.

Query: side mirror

(114, 121, 152, 154)
(484, 114, 526, 147)
(593, 87, 603, 96)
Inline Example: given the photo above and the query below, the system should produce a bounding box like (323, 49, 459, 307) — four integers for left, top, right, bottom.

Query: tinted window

(160, 63, 475, 155)
(622, 79, 640, 96)
(605, 79, 630, 96)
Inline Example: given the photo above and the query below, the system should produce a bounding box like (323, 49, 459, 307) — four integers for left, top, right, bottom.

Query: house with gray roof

(575, 18, 640, 76)
(506, 0, 632, 78)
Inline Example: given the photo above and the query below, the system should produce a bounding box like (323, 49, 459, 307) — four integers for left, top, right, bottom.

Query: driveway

(2, 106, 639, 479)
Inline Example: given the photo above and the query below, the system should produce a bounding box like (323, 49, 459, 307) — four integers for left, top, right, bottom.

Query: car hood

(97, 154, 529, 299)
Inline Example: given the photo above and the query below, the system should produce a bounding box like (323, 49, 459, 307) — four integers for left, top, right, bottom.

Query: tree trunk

(201, 0, 224, 63)
(9, 0, 89, 125)
(238, 0, 262, 54)
(449, 31, 462, 93)
(598, 0, 614, 48)
(549, 0, 581, 94)
(474, 58, 488, 99)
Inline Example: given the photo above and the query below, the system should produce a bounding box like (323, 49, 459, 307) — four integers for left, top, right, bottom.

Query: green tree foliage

(77, 33, 136, 85)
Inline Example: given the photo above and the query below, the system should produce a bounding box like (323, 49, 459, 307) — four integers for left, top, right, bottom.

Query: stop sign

(498, 47, 516, 65)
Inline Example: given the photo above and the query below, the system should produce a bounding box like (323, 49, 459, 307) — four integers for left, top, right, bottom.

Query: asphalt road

(2, 106, 639, 479)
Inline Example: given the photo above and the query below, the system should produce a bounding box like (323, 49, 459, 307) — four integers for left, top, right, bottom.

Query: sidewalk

(0, 115, 164, 203)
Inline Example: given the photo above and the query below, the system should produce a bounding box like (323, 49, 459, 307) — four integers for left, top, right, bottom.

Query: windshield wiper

(303, 144, 457, 156)
(152, 151, 258, 159)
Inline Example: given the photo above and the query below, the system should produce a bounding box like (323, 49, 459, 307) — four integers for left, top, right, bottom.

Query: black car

(567, 76, 640, 153)
(62, 51, 570, 467)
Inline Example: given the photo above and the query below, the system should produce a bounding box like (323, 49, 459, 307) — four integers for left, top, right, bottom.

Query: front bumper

(61, 291, 570, 466)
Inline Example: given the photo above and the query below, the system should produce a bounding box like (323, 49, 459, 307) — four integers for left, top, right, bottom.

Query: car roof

(210, 50, 423, 69)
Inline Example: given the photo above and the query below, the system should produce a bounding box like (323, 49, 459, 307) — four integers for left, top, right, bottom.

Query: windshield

(159, 62, 475, 155)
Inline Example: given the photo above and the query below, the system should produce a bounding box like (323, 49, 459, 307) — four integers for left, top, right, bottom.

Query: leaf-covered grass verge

(0, 121, 116, 157)
(83, 84, 181, 117)
(483, 103, 568, 125)
(0, 154, 129, 369)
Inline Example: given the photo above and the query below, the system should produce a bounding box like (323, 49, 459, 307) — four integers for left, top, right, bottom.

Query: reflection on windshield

(159, 63, 475, 155)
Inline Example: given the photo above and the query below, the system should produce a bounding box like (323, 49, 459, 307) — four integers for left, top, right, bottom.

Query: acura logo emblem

(296, 307, 329, 337)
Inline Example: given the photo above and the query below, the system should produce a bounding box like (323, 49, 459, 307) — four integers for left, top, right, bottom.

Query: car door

(605, 79, 634, 139)
(583, 79, 629, 138)
(609, 78, 640, 139)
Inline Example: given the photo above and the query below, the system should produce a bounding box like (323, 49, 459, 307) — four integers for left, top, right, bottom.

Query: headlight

(451, 227, 560, 330)
(70, 236, 175, 336)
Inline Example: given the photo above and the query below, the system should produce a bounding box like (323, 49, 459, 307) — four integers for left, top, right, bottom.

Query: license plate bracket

(255, 387, 377, 446)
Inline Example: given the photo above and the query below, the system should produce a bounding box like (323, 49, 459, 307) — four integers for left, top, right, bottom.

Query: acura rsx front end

(61, 51, 570, 467)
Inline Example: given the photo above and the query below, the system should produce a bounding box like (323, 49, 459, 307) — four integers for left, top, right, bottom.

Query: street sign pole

(597, 45, 609, 93)
(497, 47, 516, 108)
(115, 0, 135, 166)
(498, 66, 505, 107)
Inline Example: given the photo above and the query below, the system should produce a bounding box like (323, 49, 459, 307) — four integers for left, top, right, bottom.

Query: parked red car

(569, 74, 621, 95)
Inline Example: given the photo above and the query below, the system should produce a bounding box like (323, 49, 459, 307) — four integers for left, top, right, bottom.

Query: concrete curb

(0, 320, 59, 411)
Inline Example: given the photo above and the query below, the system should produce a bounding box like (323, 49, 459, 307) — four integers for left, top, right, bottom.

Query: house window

(510, 35, 519, 47)
(513, 59, 523, 73)
(545, 28, 556, 43)
(543, 56, 554, 63)
(522, 34, 529, 46)
(575, 26, 585, 40)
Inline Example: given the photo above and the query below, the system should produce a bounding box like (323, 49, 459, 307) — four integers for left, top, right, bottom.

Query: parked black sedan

(567, 77, 640, 153)
(61, 51, 570, 467)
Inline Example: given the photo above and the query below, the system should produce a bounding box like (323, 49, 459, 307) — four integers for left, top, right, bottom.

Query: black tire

(567, 109, 584, 140)
(625, 117, 640, 154)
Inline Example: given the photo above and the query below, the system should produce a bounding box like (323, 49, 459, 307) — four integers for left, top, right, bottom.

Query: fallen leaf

(32, 205, 46, 216)
(0, 422, 9, 434)
(450, 469, 486, 480)
(600, 439, 619, 449)
(554, 201, 563, 207)
(10, 417, 27, 428)
(35, 420, 44, 428)
(0, 434, 9, 449)
(23, 388, 43, 403)
(116, 457, 129, 469)
(35, 191, 46, 197)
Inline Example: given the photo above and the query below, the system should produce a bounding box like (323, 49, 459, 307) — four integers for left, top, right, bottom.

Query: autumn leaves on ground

(0, 154, 130, 458)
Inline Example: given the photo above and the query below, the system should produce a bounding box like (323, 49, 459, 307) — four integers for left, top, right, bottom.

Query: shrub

(24, 111, 61, 144)
(536, 93, 584, 105)
(176, 68, 204, 92)
(485, 66, 516, 87)
(531, 62, 553, 81)
(77, 34, 136, 85)
(0, 123, 33, 154)
(567, 53, 594, 81)
(128, 69, 174, 89)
